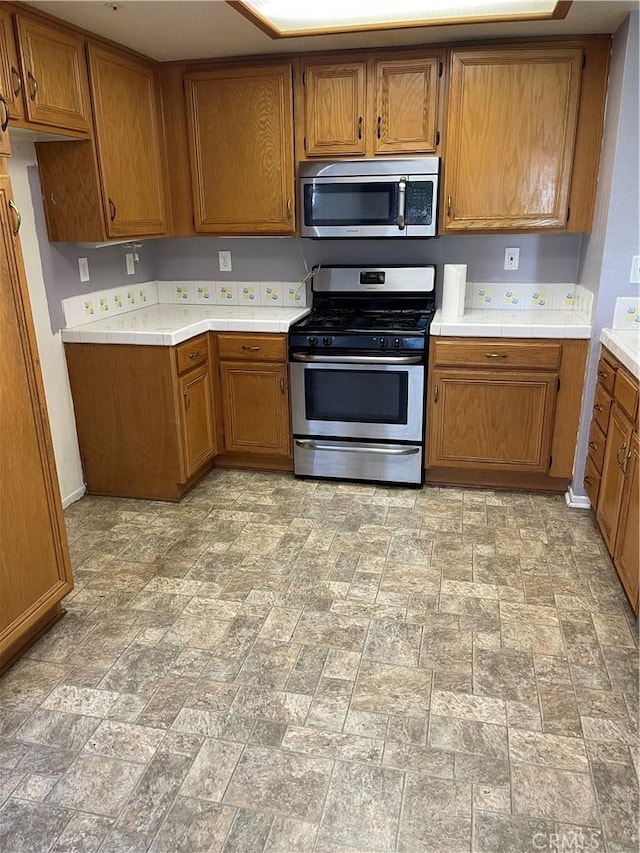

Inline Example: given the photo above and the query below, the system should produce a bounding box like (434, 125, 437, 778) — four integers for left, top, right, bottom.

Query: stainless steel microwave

(299, 157, 439, 238)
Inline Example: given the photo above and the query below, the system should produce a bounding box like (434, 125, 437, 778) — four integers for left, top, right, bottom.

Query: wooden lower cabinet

(216, 333, 292, 465)
(589, 346, 639, 613)
(0, 170, 73, 673)
(426, 337, 587, 491)
(65, 338, 216, 501)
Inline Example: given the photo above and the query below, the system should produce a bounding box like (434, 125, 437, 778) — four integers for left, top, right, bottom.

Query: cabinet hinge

(438, 61, 443, 77)
(582, 53, 586, 69)
(436, 130, 440, 146)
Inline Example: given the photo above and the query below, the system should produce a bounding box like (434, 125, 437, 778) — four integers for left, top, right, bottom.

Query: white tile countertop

(61, 304, 311, 346)
(430, 308, 592, 339)
(601, 328, 640, 380)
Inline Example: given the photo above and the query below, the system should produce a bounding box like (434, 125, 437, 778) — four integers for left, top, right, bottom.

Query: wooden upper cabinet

(0, 9, 23, 124)
(373, 57, 439, 154)
(15, 15, 90, 132)
(185, 64, 295, 234)
(443, 46, 583, 231)
(88, 45, 167, 237)
(303, 61, 366, 157)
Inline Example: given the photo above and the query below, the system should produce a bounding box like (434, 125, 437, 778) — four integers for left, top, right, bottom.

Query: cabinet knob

(588, 441, 598, 451)
(188, 351, 200, 359)
(584, 476, 592, 485)
(593, 404, 603, 412)
(597, 370, 608, 379)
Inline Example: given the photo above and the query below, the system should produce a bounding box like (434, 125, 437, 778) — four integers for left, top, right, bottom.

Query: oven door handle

(295, 440, 420, 456)
(290, 353, 423, 365)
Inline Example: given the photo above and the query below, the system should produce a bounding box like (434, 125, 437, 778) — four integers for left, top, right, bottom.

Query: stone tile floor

(0, 469, 638, 852)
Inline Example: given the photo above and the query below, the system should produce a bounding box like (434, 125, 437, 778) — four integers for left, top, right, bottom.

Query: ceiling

(26, 1, 638, 62)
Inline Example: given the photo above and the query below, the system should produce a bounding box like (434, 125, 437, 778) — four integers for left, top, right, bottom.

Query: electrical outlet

(504, 248, 520, 271)
(218, 250, 232, 272)
(126, 253, 135, 275)
(78, 257, 90, 282)
(630, 255, 640, 284)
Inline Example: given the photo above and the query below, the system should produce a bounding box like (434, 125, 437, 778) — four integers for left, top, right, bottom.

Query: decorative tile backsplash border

(464, 282, 593, 316)
(612, 296, 640, 328)
(62, 280, 309, 328)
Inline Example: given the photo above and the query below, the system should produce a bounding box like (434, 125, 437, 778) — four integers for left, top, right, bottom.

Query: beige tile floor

(0, 469, 638, 852)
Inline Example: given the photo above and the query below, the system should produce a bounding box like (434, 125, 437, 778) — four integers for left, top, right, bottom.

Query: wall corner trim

(62, 485, 86, 509)
(565, 487, 591, 510)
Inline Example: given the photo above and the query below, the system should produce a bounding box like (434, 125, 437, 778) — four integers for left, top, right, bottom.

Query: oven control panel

(290, 333, 426, 352)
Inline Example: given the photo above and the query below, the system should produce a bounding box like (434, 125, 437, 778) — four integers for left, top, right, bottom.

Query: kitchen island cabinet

(426, 337, 588, 492)
(586, 343, 639, 613)
(0, 167, 73, 673)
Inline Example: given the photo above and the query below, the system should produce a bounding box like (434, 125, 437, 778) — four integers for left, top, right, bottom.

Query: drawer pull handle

(357, 116, 363, 139)
(108, 197, 117, 222)
(377, 115, 382, 139)
(588, 441, 598, 451)
(0, 94, 10, 133)
(434, 383, 439, 403)
(593, 404, 604, 412)
(183, 391, 190, 410)
(10, 66, 22, 97)
(597, 370, 608, 379)
(27, 70, 37, 100)
(485, 353, 508, 359)
(280, 378, 285, 394)
(8, 199, 21, 235)
(286, 197, 292, 219)
(188, 351, 200, 359)
(616, 442, 627, 469)
(242, 345, 261, 351)
(447, 194, 452, 217)
(584, 476, 592, 485)
(623, 450, 632, 477)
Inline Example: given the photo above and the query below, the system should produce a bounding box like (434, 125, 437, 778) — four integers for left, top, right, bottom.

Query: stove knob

(379, 337, 389, 349)
(307, 336, 317, 347)
(322, 336, 333, 346)
(393, 338, 402, 349)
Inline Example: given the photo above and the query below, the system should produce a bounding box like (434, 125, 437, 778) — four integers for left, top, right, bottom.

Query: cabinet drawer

(217, 333, 287, 362)
(176, 334, 208, 374)
(614, 367, 638, 423)
(592, 383, 612, 434)
(431, 339, 562, 370)
(596, 353, 616, 395)
(584, 455, 601, 509)
(587, 419, 606, 473)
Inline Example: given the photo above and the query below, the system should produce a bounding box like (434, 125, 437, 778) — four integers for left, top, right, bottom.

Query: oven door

(289, 355, 424, 441)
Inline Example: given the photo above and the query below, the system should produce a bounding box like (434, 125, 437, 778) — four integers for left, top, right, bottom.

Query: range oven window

(304, 368, 408, 424)
(304, 182, 399, 226)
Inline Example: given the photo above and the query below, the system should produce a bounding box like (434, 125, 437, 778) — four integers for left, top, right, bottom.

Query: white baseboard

(565, 487, 591, 509)
(62, 485, 86, 509)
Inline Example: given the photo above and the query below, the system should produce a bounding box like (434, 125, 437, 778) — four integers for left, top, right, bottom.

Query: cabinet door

(303, 61, 366, 157)
(15, 16, 90, 132)
(443, 47, 582, 231)
(596, 405, 633, 554)
(220, 362, 290, 456)
(0, 9, 24, 123)
(0, 176, 72, 666)
(614, 431, 639, 614)
(374, 58, 439, 154)
(179, 365, 216, 479)
(186, 65, 295, 234)
(88, 45, 167, 237)
(428, 369, 557, 473)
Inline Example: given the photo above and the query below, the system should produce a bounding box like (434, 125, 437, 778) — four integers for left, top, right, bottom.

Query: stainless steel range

(288, 265, 436, 485)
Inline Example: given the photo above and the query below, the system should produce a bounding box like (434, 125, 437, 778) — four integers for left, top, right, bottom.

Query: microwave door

(300, 175, 406, 238)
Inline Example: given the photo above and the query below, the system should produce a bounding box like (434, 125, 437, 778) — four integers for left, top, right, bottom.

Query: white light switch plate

(504, 248, 520, 271)
(126, 253, 135, 275)
(78, 257, 90, 282)
(630, 255, 640, 284)
(218, 250, 232, 272)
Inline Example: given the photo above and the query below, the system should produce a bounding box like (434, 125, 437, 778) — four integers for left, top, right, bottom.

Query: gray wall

(572, 10, 640, 498)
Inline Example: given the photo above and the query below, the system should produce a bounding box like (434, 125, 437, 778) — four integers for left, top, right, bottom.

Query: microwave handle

(397, 178, 407, 230)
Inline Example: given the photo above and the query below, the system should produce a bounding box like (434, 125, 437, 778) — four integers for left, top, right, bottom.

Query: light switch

(78, 257, 90, 282)
(126, 253, 135, 275)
